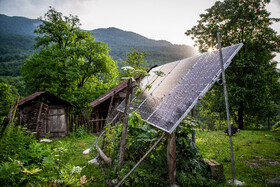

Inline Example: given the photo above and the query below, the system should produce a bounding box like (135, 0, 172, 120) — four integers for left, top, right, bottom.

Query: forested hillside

(0, 14, 40, 36)
(0, 35, 35, 76)
(0, 14, 197, 78)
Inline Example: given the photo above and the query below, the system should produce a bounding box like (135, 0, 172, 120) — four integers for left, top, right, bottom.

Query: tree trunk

(237, 107, 244, 129)
(118, 78, 132, 170)
(167, 132, 176, 185)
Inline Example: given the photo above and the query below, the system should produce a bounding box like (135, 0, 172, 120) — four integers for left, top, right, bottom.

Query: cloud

(271, 0, 280, 13)
(274, 0, 280, 7)
(0, 0, 51, 18)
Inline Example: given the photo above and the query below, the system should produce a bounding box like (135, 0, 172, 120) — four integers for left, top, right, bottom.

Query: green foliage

(195, 130, 280, 186)
(0, 82, 15, 121)
(176, 122, 219, 186)
(102, 112, 220, 186)
(21, 8, 119, 110)
(74, 127, 89, 138)
(0, 35, 35, 77)
(0, 124, 50, 185)
(186, 0, 280, 129)
(0, 76, 26, 97)
(0, 15, 197, 81)
(122, 48, 148, 70)
(271, 121, 280, 132)
(120, 48, 150, 79)
(0, 124, 86, 186)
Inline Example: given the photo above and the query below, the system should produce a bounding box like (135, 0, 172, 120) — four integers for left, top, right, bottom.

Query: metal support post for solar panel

(116, 134, 165, 187)
(217, 32, 236, 182)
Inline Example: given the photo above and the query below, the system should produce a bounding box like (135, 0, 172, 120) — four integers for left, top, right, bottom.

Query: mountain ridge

(0, 14, 197, 77)
(90, 27, 172, 47)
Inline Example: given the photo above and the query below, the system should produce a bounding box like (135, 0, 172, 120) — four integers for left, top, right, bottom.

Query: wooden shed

(89, 66, 157, 131)
(17, 91, 73, 139)
(89, 79, 130, 131)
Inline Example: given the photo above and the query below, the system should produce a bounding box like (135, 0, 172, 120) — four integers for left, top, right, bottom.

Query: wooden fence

(68, 114, 107, 134)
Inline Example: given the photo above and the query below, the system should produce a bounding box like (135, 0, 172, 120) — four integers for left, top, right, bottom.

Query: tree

(0, 82, 15, 120)
(22, 8, 118, 109)
(185, 0, 280, 129)
(120, 48, 150, 79)
(118, 49, 149, 170)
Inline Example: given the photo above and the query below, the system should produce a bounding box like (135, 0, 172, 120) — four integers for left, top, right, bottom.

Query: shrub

(0, 124, 51, 185)
(271, 121, 280, 132)
(0, 124, 82, 186)
(102, 112, 220, 186)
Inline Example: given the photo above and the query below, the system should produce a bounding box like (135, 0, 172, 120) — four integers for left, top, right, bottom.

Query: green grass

(45, 130, 280, 186)
(48, 134, 106, 186)
(196, 130, 280, 186)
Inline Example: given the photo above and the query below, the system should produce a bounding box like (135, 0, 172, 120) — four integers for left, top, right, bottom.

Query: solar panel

(117, 44, 243, 133)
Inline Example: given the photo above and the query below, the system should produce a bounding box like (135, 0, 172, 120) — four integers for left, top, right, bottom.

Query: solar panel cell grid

(117, 44, 243, 133)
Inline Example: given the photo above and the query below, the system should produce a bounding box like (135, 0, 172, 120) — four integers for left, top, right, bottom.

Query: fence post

(167, 132, 176, 185)
(118, 78, 132, 170)
(85, 107, 90, 132)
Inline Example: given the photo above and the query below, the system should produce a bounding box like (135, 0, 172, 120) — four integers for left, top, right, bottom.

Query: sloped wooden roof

(90, 79, 128, 108)
(90, 65, 157, 108)
(18, 91, 73, 107)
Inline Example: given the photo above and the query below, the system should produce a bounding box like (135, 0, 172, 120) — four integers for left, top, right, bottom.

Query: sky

(0, 0, 280, 63)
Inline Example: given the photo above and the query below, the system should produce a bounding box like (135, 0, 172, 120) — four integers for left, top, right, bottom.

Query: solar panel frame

(117, 43, 243, 133)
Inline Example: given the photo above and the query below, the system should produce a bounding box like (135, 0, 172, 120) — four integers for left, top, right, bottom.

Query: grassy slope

(49, 134, 106, 186)
(196, 130, 280, 186)
(51, 130, 280, 186)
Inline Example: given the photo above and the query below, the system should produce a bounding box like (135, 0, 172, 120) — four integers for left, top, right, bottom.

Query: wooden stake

(35, 102, 44, 139)
(85, 107, 89, 131)
(118, 78, 132, 170)
(106, 91, 115, 124)
(167, 132, 176, 185)
(11, 96, 20, 122)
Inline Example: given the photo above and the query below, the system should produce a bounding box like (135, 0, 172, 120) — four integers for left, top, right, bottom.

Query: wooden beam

(88, 119, 106, 122)
(96, 145, 112, 166)
(35, 102, 43, 139)
(46, 113, 65, 116)
(85, 106, 89, 131)
(167, 132, 176, 185)
(106, 91, 115, 124)
(11, 96, 20, 122)
(118, 78, 132, 170)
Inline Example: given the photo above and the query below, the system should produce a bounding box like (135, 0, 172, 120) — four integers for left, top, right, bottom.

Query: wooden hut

(89, 79, 130, 131)
(89, 66, 157, 131)
(17, 91, 73, 139)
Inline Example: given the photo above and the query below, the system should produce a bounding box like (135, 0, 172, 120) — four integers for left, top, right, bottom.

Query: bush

(271, 121, 280, 132)
(0, 124, 51, 185)
(0, 124, 82, 186)
(102, 112, 220, 186)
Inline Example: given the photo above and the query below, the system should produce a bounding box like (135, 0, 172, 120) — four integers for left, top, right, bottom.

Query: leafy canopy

(22, 8, 118, 109)
(185, 0, 280, 128)
(0, 82, 15, 119)
(120, 48, 150, 80)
